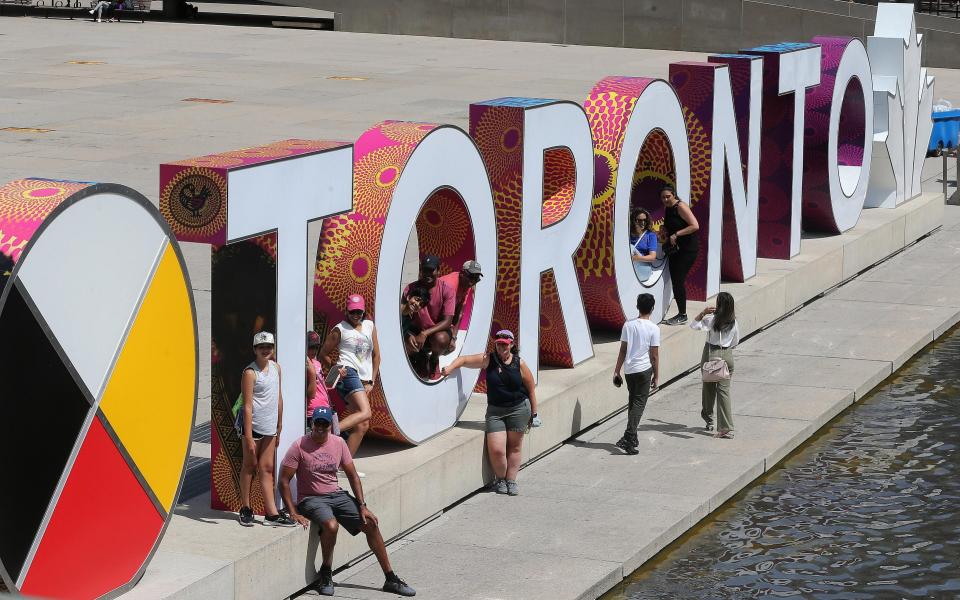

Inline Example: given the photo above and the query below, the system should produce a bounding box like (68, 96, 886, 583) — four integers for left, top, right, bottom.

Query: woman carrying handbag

(691, 292, 739, 438)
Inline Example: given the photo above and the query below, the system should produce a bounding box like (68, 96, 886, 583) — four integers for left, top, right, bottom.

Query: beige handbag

(701, 357, 730, 382)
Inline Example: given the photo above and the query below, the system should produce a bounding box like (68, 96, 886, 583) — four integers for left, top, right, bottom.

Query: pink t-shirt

(306, 357, 330, 415)
(281, 434, 353, 498)
(404, 277, 455, 330)
(439, 271, 474, 328)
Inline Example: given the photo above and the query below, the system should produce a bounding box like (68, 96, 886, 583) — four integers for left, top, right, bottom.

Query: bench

(112, 0, 149, 22)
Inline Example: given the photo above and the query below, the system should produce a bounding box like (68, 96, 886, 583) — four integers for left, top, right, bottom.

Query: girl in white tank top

(319, 294, 380, 462)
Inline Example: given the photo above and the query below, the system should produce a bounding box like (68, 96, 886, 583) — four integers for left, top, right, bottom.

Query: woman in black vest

(441, 329, 540, 496)
(660, 185, 700, 325)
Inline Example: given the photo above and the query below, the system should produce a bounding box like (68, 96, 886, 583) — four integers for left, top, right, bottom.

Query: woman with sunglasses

(440, 329, 540, 496)
(238, 331, 295, 527)
(319, 294, 380, 458)
(630, 208, 659, 282)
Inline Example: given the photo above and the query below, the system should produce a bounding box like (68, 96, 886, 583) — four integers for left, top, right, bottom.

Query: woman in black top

(441, 329, 540, 496)
(660, 185, 700, 325)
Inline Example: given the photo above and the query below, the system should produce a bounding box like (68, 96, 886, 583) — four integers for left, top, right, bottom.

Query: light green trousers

(701, 344, 735, 432)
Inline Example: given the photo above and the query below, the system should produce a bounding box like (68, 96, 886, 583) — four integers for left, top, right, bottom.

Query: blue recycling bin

(929, 109, 960, 155)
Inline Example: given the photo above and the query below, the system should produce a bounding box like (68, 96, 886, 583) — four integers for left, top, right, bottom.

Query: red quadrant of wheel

(20, 415, 164, 599)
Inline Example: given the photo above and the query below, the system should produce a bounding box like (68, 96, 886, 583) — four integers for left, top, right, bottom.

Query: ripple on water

(607, 326, 960, 599)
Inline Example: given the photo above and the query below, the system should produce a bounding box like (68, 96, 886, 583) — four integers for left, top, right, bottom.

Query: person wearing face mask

(318, 294, 379, 459)
(660, 185, 700, 325)
(441, 329, 541, 496)
(237, 331, 295, 527)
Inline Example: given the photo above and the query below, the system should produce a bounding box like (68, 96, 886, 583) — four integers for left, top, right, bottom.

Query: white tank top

(246, 360, 279, 436)
(335, 319, 375, 381)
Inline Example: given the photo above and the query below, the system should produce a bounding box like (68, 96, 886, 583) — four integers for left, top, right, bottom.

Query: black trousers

(668, 249, 697, 315)
(622, 368, 654, 445)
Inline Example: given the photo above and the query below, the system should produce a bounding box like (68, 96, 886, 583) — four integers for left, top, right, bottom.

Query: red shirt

(439, 271, 473, 328)
(404, 277, 455, 330)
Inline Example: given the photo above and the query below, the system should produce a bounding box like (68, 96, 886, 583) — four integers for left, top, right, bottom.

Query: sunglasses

(255, 344, 274, 350)
(312, 420, 331, 428)
(347, 309, 364, 316)
(467, 273, 482, 282)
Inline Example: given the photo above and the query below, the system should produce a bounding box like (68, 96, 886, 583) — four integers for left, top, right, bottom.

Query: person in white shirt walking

(612, 293, 661, 455)
(690, 291, 740, 438)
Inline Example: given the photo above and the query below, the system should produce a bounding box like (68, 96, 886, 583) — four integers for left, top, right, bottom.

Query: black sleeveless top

(485, 351, 527, 408)
(664, 201, 699, 252)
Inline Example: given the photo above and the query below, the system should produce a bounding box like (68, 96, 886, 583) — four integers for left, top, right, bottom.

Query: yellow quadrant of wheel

(98, 243, 196, 513)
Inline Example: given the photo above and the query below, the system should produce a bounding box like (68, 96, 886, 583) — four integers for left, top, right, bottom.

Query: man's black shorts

(297, 490, 363, 535)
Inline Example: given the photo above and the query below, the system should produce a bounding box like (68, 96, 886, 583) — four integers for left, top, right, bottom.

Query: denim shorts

(335, 366, 368, 399)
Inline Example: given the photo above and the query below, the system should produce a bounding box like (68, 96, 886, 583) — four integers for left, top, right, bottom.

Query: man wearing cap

(437, 260, 483, 353)
(279, 407, 416, 597)
(402, 255, 455, 378)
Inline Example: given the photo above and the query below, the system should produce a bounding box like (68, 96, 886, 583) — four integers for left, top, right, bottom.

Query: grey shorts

(297, 490, 363, 536)
(485, 399, 531, 433)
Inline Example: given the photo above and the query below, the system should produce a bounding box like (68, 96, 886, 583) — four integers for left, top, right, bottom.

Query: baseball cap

(311, 406, 334, 424)
(253, 331, 275, 346)
(493, 329, 514, 345)
(462, 260, 483, 277)
(420, 255, 440, 271)
(346, 294, 365, 311)
(306, 330, 322, 347)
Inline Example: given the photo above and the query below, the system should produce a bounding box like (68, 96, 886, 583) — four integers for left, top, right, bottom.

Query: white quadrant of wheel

(16, 194, 167, 400)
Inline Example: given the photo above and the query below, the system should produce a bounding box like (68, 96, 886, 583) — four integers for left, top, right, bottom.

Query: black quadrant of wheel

(0, 282, 92, 582)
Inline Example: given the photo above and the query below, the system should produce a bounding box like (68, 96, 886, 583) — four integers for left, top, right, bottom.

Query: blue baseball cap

(311, 406, 333, 424)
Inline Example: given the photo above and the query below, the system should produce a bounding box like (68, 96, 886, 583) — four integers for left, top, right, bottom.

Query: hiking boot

(383, 574, 416, 596)
(506, 480, 519, 496)
(238, 506, 254, 527)
(314, 567, 334, 596)
(663, 313, 688, 326)
(490, 478, 508, 494)
(264, 512, 296, 527)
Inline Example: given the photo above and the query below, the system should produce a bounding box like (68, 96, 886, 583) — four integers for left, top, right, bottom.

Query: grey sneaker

(663, 313, 688, 326)
(238, 506, 254, 527)
(383, 574, 416, 596)
(506, 480, 519, 496)
(314, 568, 334, 596)
(492, 478, 508, 494)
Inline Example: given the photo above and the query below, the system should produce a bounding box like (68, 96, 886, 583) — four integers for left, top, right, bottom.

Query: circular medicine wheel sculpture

(0, 179, 198, 599)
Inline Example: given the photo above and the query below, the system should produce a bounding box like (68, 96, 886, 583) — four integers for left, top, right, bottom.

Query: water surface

(604, 325, 960, 599)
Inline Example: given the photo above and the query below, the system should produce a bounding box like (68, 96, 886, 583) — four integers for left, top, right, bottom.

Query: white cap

(253, 331, 275, 346)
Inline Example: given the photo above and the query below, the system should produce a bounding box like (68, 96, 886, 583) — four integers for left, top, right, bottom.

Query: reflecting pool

(604, 325, 960, 599)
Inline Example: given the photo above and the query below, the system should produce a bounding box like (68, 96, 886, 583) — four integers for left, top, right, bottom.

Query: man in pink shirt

(279, 407, 415, 597)
(402, 254, 455, 378)
(437, 260, 483, 353)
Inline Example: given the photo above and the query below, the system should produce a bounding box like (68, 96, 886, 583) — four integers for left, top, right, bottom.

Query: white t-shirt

(619, 318, 661, 374)
(335, 319, 375, 380)
(690, 314, 740, 348)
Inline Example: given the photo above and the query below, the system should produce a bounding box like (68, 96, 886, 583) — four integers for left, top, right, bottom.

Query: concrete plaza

(2, 15, 959, 600)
